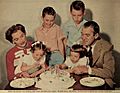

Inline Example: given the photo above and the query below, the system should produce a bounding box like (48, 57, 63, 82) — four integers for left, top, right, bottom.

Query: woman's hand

(15, 71, 30, 79)
(14, 73, 22, 79)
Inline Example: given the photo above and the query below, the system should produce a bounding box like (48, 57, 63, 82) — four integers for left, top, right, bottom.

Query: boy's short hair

(42, 6, 56, 18)
(71, 44, 87, 58)
(70, 0, 85, 13)
(5, 24, 26, 43)
(31, 41, 47, 53)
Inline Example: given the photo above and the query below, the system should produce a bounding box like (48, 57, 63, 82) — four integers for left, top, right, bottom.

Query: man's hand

(71, 65, 88, 74)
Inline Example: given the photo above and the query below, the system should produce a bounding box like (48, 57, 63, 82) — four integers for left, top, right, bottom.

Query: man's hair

(42, 6, 56, 18)
(5, 24, 26, 43)
(83, 21, 100, 34)
(70, 0, 85, 13)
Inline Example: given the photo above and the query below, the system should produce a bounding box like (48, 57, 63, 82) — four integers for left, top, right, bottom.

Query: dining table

(4, 73, 105, 90)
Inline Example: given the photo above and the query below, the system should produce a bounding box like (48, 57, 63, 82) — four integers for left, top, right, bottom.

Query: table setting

(5, 66, 105, 90)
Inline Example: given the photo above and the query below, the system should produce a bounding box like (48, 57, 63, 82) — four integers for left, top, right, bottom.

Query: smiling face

(42, 14, 55, 29)
(70, 51, 80, 64)
(32, 48, 44, 61)
(71, 8, 84, 25)
(12, 30, 27, 48)
(81, 26, 97, 46)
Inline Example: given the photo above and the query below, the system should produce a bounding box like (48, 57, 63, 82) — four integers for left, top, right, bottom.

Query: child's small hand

(30, 72, 38, 78)
(66, 69, 73, 73)
(55, 64, 60, 69)
(45, 66, 49, 71)
(59, 64, 67, 69)
(34, 62, 41, 67)
(21, 72, 31, 78)
(15, 72, 30, 79)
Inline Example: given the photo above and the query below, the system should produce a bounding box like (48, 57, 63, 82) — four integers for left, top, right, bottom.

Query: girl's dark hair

(5, 24, 26, 43)
(42, 6, 56, 18)
(30, 41, 47, 53)
(71, 44, 87, 58)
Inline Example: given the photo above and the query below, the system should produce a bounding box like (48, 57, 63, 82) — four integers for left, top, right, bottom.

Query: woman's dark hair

(30, 41, 47, 53)
(71, 44, 87, 58)
(42, 6, 56, 18)
(5, 24, 26, 43)
(70, 0, 85, 13)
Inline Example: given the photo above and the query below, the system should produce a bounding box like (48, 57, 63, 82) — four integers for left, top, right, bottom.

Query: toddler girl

(21, 41, 47, 78)
(58, 44, 87, 69)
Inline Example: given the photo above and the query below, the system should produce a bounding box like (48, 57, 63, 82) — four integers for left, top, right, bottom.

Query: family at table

(5, 0, 115, 90)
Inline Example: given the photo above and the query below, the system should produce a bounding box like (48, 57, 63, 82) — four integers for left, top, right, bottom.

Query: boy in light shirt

(35, 6, 66, 66)
(62, 0, 87, 56)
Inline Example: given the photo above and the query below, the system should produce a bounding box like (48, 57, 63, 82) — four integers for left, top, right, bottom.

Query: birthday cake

(35, 70, 75, 90)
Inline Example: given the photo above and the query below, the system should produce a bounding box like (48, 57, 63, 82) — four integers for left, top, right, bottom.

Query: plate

(10, 78, 35, 88)
(80, 77, 105, 87)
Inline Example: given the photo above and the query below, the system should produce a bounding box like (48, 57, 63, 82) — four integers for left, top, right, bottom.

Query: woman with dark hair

(5, 24, 32, 81)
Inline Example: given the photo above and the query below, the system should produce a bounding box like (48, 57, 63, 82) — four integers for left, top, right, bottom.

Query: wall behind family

(0, 0, 120, 89)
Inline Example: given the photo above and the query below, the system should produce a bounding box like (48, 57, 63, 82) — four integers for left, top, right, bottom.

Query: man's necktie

(87, 47, 93, 67)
